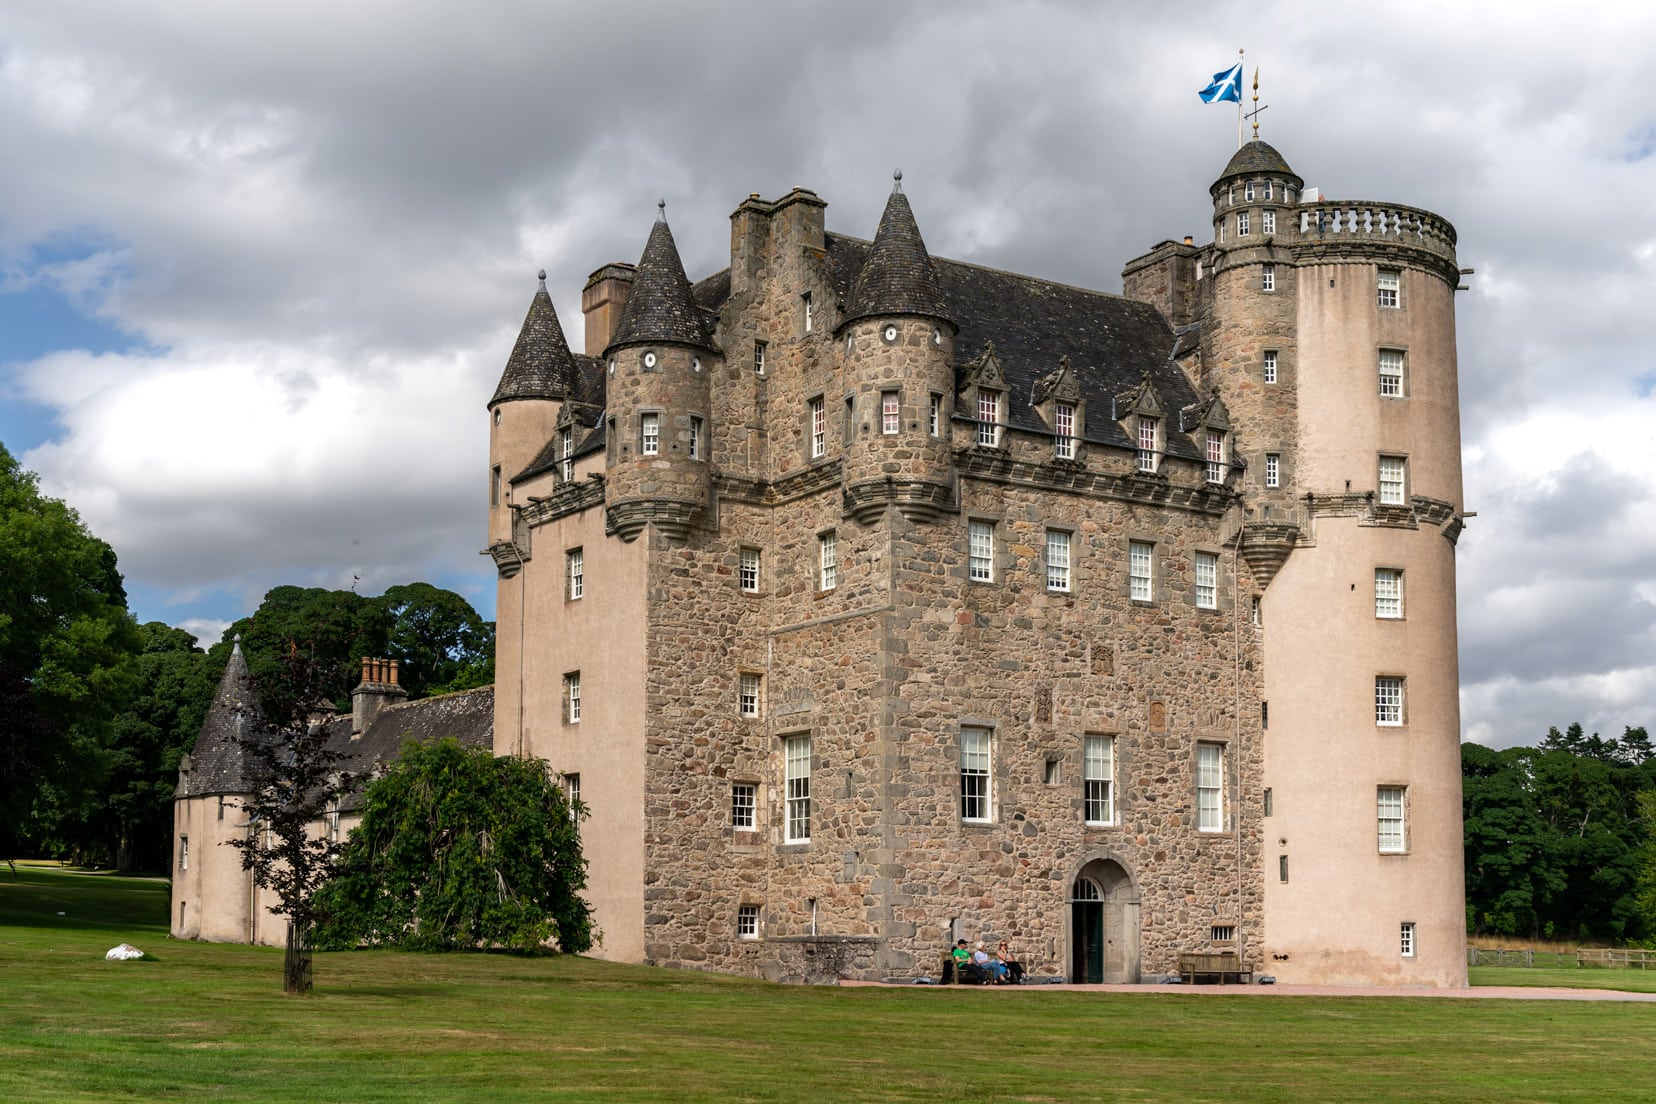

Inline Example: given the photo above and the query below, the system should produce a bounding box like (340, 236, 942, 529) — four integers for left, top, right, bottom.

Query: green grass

(1469, 964, 1656, 993)
(4, 865, 1656, 1103)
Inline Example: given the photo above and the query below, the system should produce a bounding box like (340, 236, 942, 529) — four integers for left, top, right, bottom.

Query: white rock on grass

(105, 943, 145, 961)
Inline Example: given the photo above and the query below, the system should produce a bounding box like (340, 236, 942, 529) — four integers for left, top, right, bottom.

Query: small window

(738, 903, 761, 939)
(562, 774, 580, 822)
(490, 465, 502, 507)
(1265, 453, 1280, 489)
(819, 531, 837, 591)
(689, 416, 704, 459)
(1195, 551, 1218, 610)
(1046, 530, 1071, 593)
(976, 391, 1002, 447)
(968, 521, 994, 583)
(1400, 921, 1417, 958)
(1263, 350, 1278, 384)
(810, 397, 826, 458)
(801, 291, 813, 333)
(567, 547, 584, 601)
(1210, 924, 1236, 942)
(882, 391, 900, 434)
(178, 835, 188, 871)
(929, 393, 943, 437)
(1054, 403, 1076, 459)
(564, 671, 581, 724)
(732, 783, 757, 830)
(843, 395, 855, 446)
(1377, 268, 1401, 309)
(1263, 181, 1273, 200)
(1378, 455, 1407, 505)
(1204, 430, 1226, 484)
(561, 428, 575, 481)
(1044, 759, 1062, 784)
(1197, 743, 1224, 833)
(1376, 676, 1404, 726)
(1083, 735, 1114, 825)
(1237, 210, 1250, 236)
(641, 412, 660, 457)
(1136, 416, 1159, 473)
(754, 340, 767, 375)
(1263, 787, 1273, 816)
(1260, 262, 1275, 292)
(1244, 182, 1255, 201)
(960, 727, 992, 822)
(740, 547, 761, 594)
(784, 736, 811, 843)
(1278, 854, 1289, 882)
(1129, 540, 1153, 602)
(740, 672, 762, 718)
(1375, 568, 1403, 619)
(1262, 209, 1276, 235)
(1379, 349, 1405, 397)
(1378, 786, 1407, 852)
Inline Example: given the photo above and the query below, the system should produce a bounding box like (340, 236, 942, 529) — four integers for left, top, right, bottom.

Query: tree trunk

(284, 923, 313, 995)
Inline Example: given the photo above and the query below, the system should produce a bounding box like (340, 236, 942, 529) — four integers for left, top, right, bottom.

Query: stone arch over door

(1069, 856, 1140, 984)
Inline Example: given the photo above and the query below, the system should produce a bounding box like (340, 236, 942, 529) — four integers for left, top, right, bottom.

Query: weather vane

(1245, 67, 1268, 141)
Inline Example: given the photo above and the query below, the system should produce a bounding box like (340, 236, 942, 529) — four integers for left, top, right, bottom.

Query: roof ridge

(827, 231, 1146, 308)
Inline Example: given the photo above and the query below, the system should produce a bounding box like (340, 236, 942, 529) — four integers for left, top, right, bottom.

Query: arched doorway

(1070, 859, 1140, 983)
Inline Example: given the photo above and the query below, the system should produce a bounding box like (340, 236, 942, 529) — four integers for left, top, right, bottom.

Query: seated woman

(995, 941, 1025, 984)
(973, 941, 1009, 983)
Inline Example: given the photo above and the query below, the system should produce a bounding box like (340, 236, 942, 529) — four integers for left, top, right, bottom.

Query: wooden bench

(940, 953, 992, 985)
(1178, 951, 1252, 985)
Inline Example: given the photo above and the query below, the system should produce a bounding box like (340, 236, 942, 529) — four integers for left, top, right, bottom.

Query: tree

(215, 586, 391, 714)
(1637, 790, 1656, 944)
(0, 442, 140, 860)
(314, 739, 593, 955)
(375, 582, 494, 698)
(227, 651, 355, 994)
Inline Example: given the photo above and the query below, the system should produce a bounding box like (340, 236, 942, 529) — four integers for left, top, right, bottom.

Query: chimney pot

(1184, 235, 1194, 245)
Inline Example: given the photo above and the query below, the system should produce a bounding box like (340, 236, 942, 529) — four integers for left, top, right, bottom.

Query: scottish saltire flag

(1199, 63, 1243, 104)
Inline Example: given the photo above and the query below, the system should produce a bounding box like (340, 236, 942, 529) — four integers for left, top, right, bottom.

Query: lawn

(3, 865, 1655, 1104)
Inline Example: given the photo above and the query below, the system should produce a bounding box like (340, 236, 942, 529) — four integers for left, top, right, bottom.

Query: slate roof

(607, 216, 716, 352)
(320, 686, 495, 813)
(490, 274, 577, 406)
(822, 235, 1204, 459)
(179, 641, 265, 797)
(1215, 140, 1303, 189)
(841, 183, 952, 328)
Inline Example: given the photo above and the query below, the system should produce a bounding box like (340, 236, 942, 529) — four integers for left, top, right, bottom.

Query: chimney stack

(351, 656, 408, 735)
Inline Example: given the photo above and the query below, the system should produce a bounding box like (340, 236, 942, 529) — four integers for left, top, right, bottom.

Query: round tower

(837, 175, 957, 524)
(603, 205, 720, 542)
(1206, 141, 1468, 986)
(487, 270, 576, 548)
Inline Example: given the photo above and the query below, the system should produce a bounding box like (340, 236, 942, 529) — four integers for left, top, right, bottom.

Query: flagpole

(1236, 48, 1245, 149)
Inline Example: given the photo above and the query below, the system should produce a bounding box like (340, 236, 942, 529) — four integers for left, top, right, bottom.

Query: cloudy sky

(2, 1, 1652, 749)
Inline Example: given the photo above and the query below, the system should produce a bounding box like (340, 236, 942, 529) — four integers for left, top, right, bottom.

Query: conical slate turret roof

(607, 211, 715, 352)
(180, 638, 266, 797)
(1215, 140, 1303, 189)
(842, 176, 952, 328)
(490, 271, 577, 406)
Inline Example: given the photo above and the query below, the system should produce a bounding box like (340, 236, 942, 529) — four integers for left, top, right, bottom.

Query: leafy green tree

(213, 586, 391, 714)
(374, 582, 494, 697)
(315, 739, 592, 955)
(228, 651, 355, 994)
(1636, 790, 1656, 945)
(96, 623, 218, 870)
(0, 442, 140, 860)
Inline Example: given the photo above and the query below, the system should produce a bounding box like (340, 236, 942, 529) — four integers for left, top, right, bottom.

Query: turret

(488, 271, 576, 546)
(603, 203, 720, 542)
(837, 173, 957, 523)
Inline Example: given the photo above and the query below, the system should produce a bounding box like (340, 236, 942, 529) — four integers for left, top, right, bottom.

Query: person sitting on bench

(973, 941, 1009, 983)
(995, 941, 1025, 984)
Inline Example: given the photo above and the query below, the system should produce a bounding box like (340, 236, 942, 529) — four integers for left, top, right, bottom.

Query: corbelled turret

(839, 174, 957, 523)
(488, 271, 577, 547)
(604, 204, 720, 542)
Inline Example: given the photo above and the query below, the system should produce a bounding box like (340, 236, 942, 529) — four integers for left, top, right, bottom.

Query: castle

(175, 138, 1468, 987)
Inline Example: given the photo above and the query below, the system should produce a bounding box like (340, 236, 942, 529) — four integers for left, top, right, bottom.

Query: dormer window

(1136, 416, 1160, 473)
(1054, 403, 1076, 460)
(560, 428, 574, 481)
(1205, 430, 1226, 484)
(977, 390, 1002, 447)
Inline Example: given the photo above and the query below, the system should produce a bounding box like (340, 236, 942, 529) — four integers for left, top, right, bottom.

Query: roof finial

(537, 268, 547, 286)
(892, 168, 903, 193)
(657, 198, 667, 222)
(1251, 66, 1262, 141)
